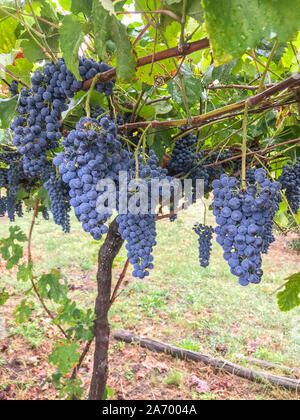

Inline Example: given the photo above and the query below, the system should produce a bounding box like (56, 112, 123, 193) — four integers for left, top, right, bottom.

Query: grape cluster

(10, 56, 116, 177)
(79, 58, 115, 96)
(193, 223, 213, 268)
(0, 149, 36, 221)
(9, 80, 19, 96)
(279, 158, 300, 215)
(42, 164, 71, 233)
(167, 132, 236, 200)
(212, 169, 281, 286)
(167, 132, 210, 200)
(90, 105, 106, 120)
(54, 116, 129, 240)
(117, 151, 172, 279)
(10, 69, 66, 176)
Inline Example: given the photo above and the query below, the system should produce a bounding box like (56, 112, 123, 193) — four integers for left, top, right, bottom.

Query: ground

(0, 203, 299, 400)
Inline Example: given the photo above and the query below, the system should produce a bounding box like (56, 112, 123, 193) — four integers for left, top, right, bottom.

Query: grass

(8, 320, 46, 348)
(0, 203, 299, 376)
(164, 369, 182, 387)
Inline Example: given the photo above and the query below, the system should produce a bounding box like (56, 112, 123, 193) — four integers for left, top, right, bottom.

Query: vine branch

(117, 72, 300, 131)
(81, 38, 210, 89)
(28, 199, 68, 340)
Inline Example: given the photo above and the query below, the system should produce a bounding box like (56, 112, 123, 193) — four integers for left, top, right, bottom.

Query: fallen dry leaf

(110, 315, 122, 323)
(136, 370, 147, 380)
(189, 375, 210, 394)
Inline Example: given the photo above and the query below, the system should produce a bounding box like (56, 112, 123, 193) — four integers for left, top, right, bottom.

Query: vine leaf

(0, 97, 18, 129)
(167, 65, 203, 108)
(6, 58, 33, 85)
(59, 14, 86, 81)
(14, 299, 33, 324)
(92, 0, 136, 81)
(49, 341, 80, 375)
(38, 270, 68, 303)
(202, 0, 300, 65)
(71, 0, 93, 16)
(99, 0, 115, 15)
(277, 272, 300, 312)
(160, 0, 204, 28)
(21, 37, 45, 63)
(0, 226, 26, 269)
(17, 263, 33, 283)
(0, 288, 9, 306)
(0, 13, 20, 54)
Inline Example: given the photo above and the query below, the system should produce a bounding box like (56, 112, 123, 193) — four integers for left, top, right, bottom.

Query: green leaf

(9, 226, 27, 242)
(14, 299, 33, 324)
(0, 97, 17, 129)
(152, 101, 173, 115)
(58, 0, 71, 10)
(0, 226, 26, 269)
(49, 341, 80, 375)
(277, 272, 300, 312)
(59, 378, 83, 400)
(103, 385, 114, 400)
(99, 0, 115, 15)
(6, 58, 33, 85)
(38, 270, 67, 303)
(202, 0, 300, 64)
(59, 14, 85, 81)
(164, 0, 182, 4)
(6, 243, 23, 269)
(21, 37, 45, 63)
(71, 0, 93, 16)
(255, 40, 287, 65)
(202, 60, 238, 86)
(110, 18, 136, 81)
(37, 186, 51, 209)
(17, 263, 33, 283)
(92, 0, 136, 81)
(168, 65, 203, 108)
(0, 288, 9, 306)
(0, 15, 19, 54)
(61, 91, 88, 120)
(92, 0, 112, 59)
(160, 0, 203, 28)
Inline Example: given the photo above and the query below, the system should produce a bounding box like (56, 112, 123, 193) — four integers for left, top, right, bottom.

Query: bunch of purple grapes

(193, 223, 213, 268)
(54, 116, 129, 240)
(117, 150, 172, 279)
(279, 158, 300, 215)
(212, 169, 281, 286)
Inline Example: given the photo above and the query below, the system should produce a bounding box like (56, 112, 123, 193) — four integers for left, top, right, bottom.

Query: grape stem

(241, 101, 249, 187)
(205, 138, 300, 168)
(28, 199, 68, 339)
(134, 124, 151, 178)
(109, 258, 130, 308)
(116, 73, 300, 131)
(85, 75, 100, 118)
(81, 38, 210, 89)
(257, 40, 279, 94)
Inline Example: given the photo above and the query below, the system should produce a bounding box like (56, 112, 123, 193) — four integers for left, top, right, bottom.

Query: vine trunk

(88, 219, 124, 400)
